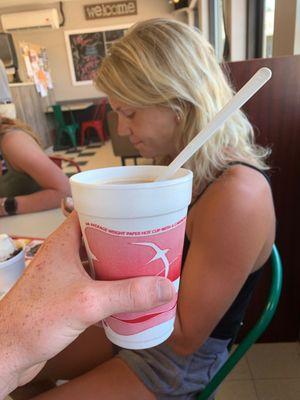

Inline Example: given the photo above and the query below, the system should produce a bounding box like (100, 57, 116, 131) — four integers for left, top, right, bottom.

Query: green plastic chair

(52, 104, 79, 148)
(197, 244, 283, 400)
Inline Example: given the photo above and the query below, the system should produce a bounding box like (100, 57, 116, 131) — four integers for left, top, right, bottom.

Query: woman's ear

(174, 113, 181, 125)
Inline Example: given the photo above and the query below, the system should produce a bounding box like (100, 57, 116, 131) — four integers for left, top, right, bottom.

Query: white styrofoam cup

(71, 165, 193, 349)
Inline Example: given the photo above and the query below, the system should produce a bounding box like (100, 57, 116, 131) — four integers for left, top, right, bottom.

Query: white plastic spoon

(155, 67, 272, 182)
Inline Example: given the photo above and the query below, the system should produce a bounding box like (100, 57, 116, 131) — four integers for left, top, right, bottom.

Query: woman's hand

(0, 197, 8, 217)
(61, 196, 74, 217)
(0, 212, 175, 397)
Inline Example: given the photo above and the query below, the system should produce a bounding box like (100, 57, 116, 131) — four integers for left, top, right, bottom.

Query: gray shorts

(116, 336, 230, 399)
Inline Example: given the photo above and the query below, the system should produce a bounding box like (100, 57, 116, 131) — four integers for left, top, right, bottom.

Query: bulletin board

(64, 24, 131, 86)
(19, 42, 53, 97)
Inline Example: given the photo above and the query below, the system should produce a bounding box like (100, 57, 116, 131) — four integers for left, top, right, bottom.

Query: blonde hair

(95, 18, 270, 196)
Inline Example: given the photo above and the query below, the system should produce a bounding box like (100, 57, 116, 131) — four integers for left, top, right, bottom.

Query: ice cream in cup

(70, 165, 193, 349)
(0, 234, 25, 300)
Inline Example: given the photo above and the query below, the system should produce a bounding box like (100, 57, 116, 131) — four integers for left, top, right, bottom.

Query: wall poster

(64, 24, 131, 86)
(20, 42, 53, 96)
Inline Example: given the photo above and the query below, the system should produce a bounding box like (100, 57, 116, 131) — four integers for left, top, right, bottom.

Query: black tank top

(181, 162, 271, 340)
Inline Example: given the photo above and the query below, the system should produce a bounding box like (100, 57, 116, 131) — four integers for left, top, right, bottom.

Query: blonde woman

(0, 116, 70, 216)
(14, 18, 275, 400)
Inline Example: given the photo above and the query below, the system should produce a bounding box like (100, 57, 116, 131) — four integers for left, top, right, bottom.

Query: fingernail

(157, 279, 173, 302)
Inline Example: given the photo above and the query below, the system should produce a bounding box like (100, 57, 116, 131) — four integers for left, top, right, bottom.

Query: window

(262, 0, 275, 57)
(209, 0, 227, 61)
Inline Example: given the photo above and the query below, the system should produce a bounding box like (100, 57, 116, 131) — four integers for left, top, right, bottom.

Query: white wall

(0, 0, 173, 101)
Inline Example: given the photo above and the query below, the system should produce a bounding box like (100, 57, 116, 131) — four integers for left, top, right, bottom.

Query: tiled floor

(216, 342, 300, 400)
(47, 139, 153, 176)
(8, 141, 298, 400)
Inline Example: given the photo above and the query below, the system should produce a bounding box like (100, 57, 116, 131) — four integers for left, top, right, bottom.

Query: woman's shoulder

(187, 162, 275, 268)
(189, 162, 274, 237)
(1, 129, 41, 171)
(202, 162, 271, 205)
(1, 129, 38, 150)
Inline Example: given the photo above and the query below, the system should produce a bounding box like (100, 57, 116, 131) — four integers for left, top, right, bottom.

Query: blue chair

(197, 244, 283, 400)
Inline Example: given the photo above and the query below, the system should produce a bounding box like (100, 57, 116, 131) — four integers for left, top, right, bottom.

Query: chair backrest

(92, 98, 107, 121)
(52, 104, 66, 128)
(197, 244, 283, 400)
(225, 55, 300, 341)
(107, 111, 140, 158)
(49, 156, 81, 173)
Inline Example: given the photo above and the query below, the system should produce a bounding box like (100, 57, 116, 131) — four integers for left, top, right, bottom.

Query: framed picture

(64, 24, 131, 86)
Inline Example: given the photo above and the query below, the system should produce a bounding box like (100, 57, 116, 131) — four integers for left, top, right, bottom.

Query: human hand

(0, 212, 175, 397)
(0, 197, 8, 217)
(61, 196, 74, 217)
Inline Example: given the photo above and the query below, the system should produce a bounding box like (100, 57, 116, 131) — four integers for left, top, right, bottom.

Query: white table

(46, 102, 93, 113)
(0, 208, 65, 239)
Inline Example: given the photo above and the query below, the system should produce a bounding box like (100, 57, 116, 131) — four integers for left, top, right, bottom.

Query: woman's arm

(168, 166, 275, 355)
(0, 130, 71, 215)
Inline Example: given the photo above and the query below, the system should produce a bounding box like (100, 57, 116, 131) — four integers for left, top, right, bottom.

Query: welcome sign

(84, 1, 137, 20)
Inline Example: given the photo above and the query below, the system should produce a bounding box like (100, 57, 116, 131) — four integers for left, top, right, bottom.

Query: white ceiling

(0, 0, 75, 8)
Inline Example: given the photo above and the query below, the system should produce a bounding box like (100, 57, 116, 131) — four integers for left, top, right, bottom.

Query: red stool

(80, 98, 107, 145)
(49, 156, 81, 173)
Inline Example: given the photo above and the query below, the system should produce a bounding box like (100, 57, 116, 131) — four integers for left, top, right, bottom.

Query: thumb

(88, 276, 175, 323)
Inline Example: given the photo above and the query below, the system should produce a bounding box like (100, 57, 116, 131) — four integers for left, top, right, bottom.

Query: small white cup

(0, 248, 25, 300)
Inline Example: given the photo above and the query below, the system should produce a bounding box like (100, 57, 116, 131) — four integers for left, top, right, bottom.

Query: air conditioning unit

(1, 9, 60, 32)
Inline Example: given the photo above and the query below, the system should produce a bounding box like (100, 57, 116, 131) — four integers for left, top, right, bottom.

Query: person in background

(0, 58, 13, 105)
(0, 116, 71, 216)
(0, 212, 174, 399)
(12, 19, 275, 400)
